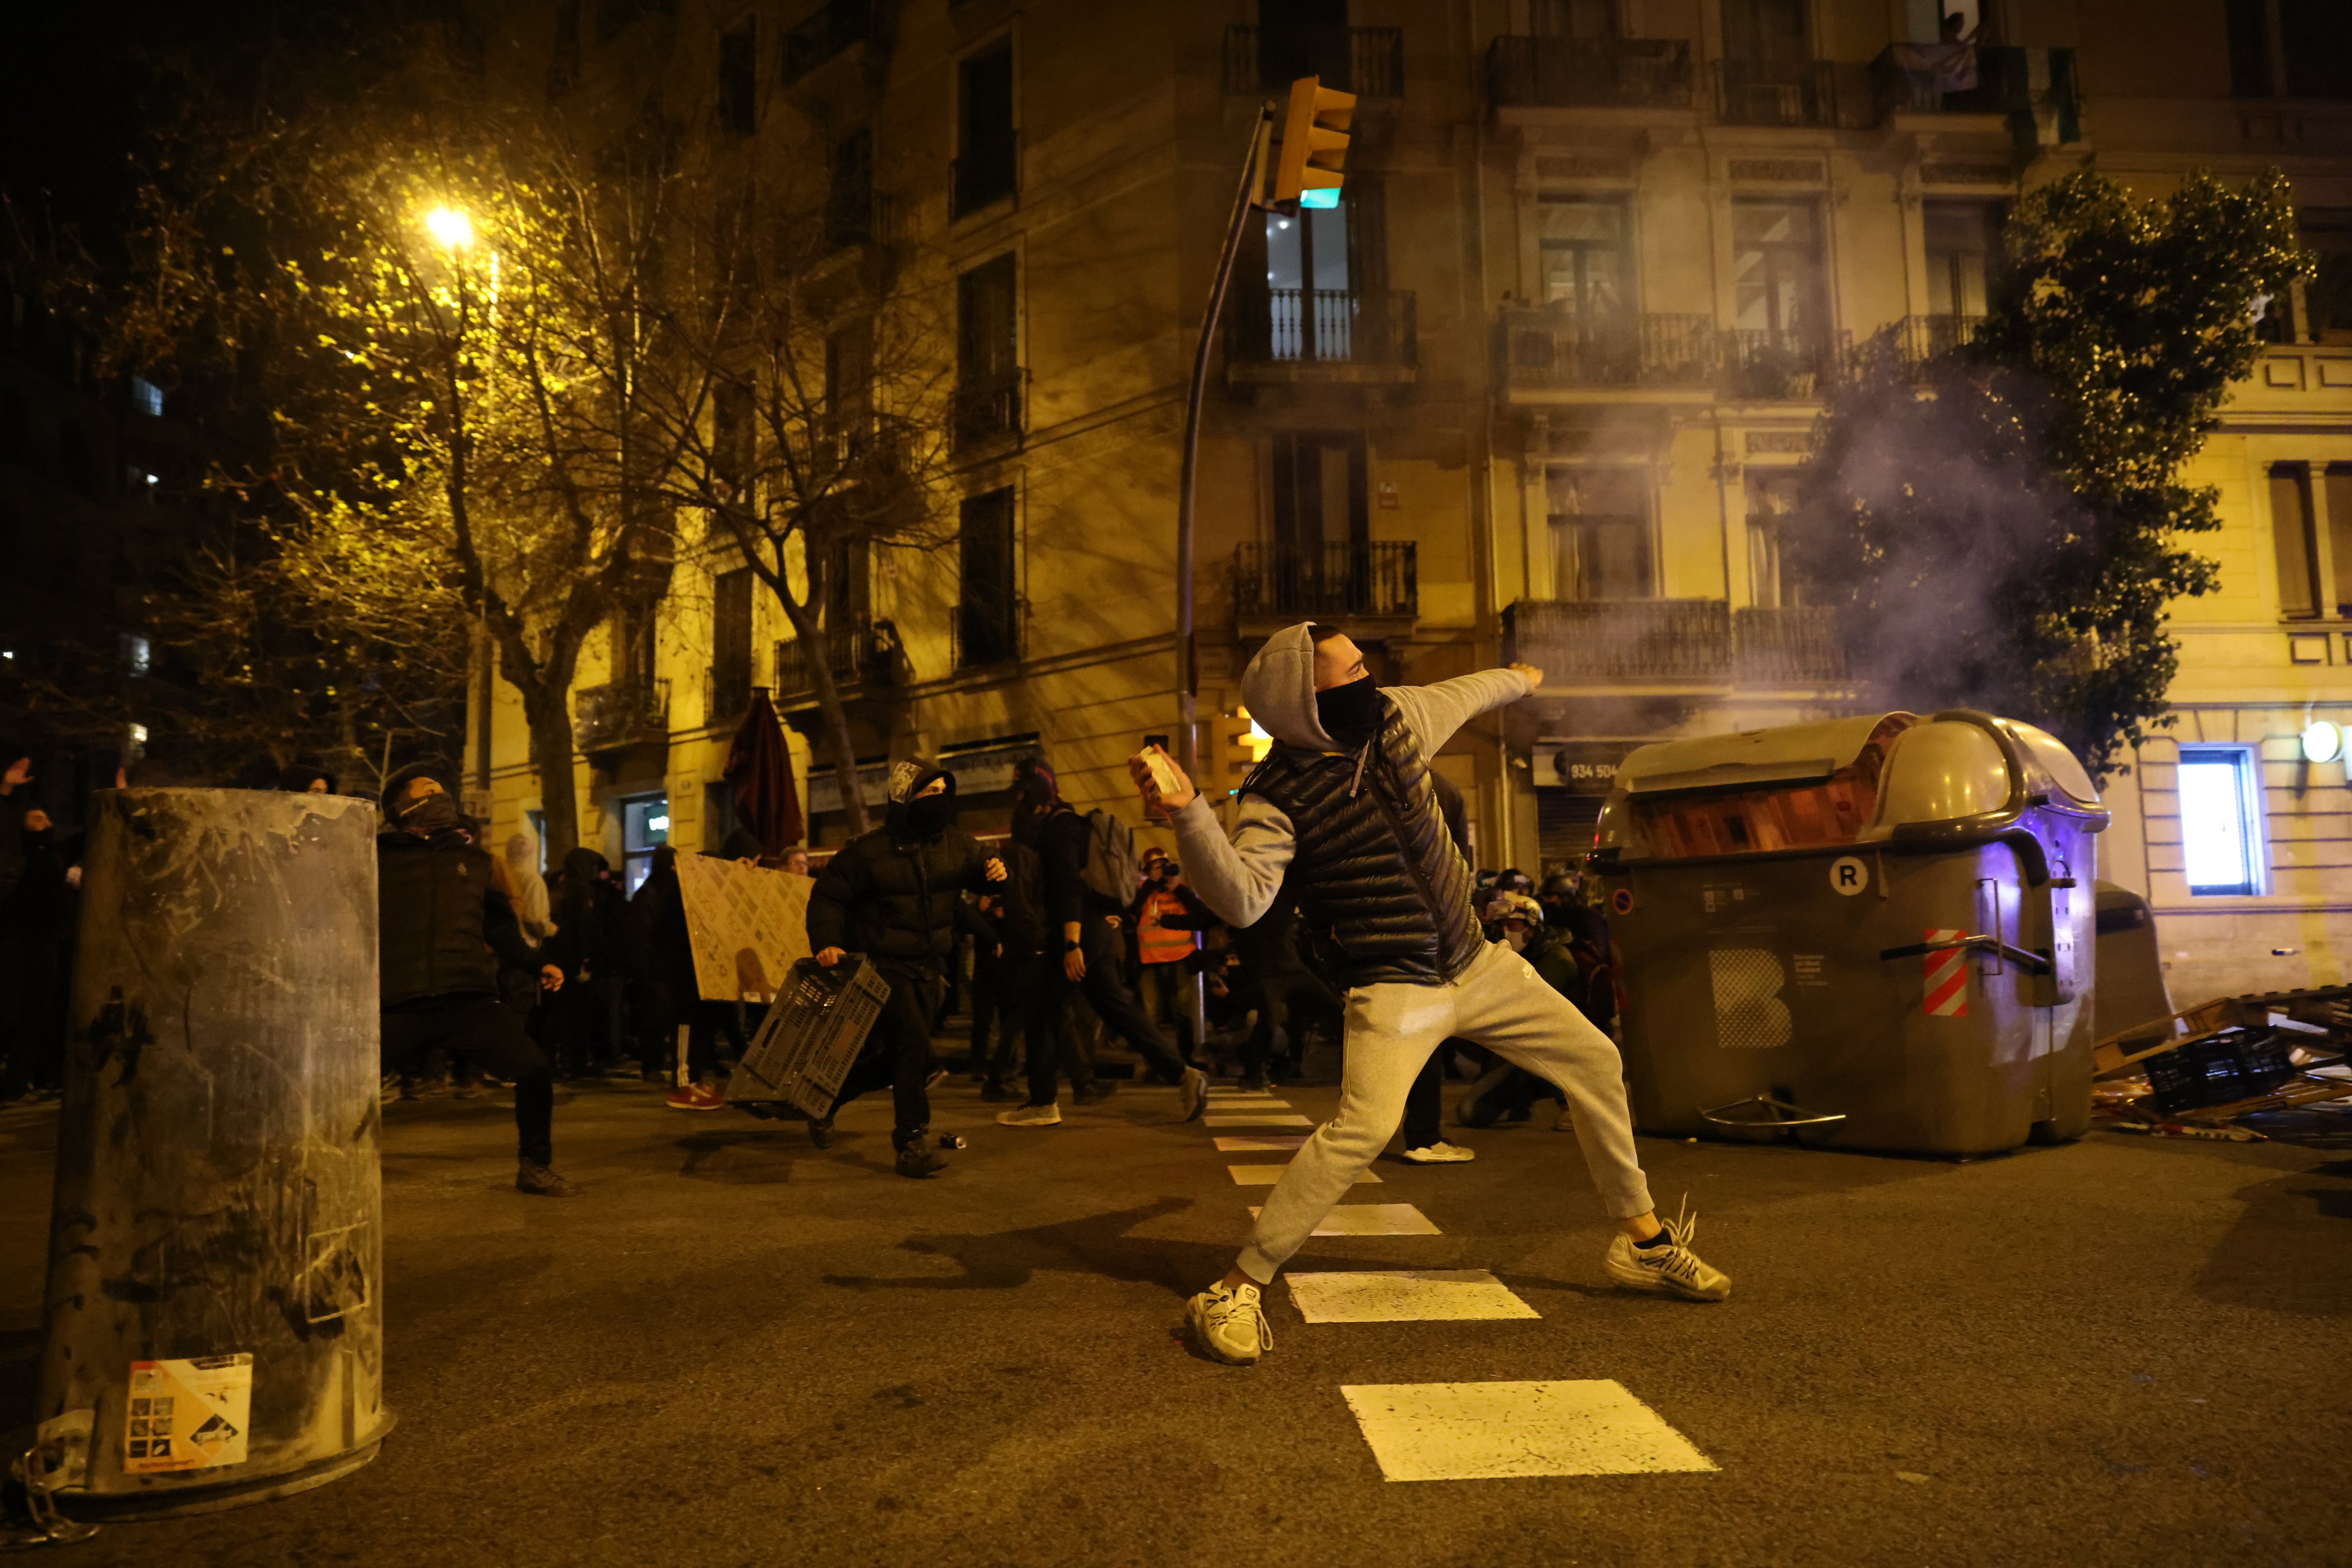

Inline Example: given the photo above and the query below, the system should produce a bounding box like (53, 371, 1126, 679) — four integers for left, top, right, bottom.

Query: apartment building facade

(466, 0, 2352, 1003)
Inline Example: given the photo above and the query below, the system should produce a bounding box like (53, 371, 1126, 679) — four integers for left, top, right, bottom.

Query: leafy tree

(1793, 168, 2310, 779)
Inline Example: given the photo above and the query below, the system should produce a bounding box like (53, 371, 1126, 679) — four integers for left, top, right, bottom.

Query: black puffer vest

(1241, 699, 1481, 989)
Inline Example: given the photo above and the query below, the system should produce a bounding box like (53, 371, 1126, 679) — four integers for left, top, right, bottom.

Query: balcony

(1498, 310, 1716, 394)
(1733, 605, 1848, 684)
(1722, 327, 1850, 401)
(1228, 288, 1418, 385)
(1233, 541, 1417, 636)
(574, 679, 670, 753)
(1870, 44, 2080, 148)
(951, 369, 1024, 453)
(1505, 599, 1732, 684)
(780, 0, 882, 86)
(1221, 24, 1404, 99)
(951, 133, 1019, 219)
(1505, 599, 1855, 687)
(1486, 35, 1694, 111)
(773, 617, 896, 703)
(952, 596, 1024, 671)
(1895, 312, 1986, 367)
(1713, 59, 1838, 127)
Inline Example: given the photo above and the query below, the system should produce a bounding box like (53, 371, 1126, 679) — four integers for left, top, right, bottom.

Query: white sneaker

(1400, 1141, 1476, 1164)
(996, 1102, 1062, 1126)
(1178, 1066, 1209, 1122)
(1184, 1280, 1272, 1365)
(1604, 1202, 1731, 1302)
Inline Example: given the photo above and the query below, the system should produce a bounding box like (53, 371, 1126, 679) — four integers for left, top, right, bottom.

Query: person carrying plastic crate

(807, 758, 1007, 1178)
(1134, 622, 1736, 1365)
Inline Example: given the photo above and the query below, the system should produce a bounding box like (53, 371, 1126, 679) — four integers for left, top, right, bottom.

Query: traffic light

(1207, 709, 1273, 800)
(1273, 75, 1354, 210)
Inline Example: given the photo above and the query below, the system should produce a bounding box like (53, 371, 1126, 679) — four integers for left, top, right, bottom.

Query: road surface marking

(1248, 1204, 1440, 1236)
(1205, 1096, 1291, 1107)
(1228, 1163, 1378, 1186)
(1214, 1135, 1308, 1151)
(1288, 1271, 1538, 1324)
(1205, 1114, 1313, 1127)
(1340, 1380, 1717, 1482)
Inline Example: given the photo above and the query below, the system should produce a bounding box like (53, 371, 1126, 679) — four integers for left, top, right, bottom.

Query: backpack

(1080, 808, 1139, 905)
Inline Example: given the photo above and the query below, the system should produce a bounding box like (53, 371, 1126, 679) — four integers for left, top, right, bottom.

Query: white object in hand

(1138, 749, 1185, 798)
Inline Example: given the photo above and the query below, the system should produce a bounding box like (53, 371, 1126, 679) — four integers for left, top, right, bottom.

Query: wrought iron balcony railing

(772, 618, 897, 702)
(1722, 327, 1851, 401)
(952, 596, 1024, 671)
(1896, 312, 1987, 366)
(1231, 287, 1418, 370)
(575, 679, 670, 752)
(951, 369, 1025, 453)
(1498, 310, 1717, 389)
(1870, 44, 2080, 143)
(1505, 599, 1732, 682)
(1221, 24, 1404, 98)
(1713, 58, 1838, 126)
(1733, 605, 1848, 684)
(1486, 35, 1694, 110)
(1235, 541, 1417, 623)
(781, 0, 880, 85)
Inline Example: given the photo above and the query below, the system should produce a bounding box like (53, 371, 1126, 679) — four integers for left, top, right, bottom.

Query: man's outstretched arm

(1383, 665, 1544, 760)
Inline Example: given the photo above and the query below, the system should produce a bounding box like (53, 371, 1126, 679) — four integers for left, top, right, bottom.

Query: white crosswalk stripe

(1228, 1162, 1377, 1186)
(1340, 1380, 1718, 1481)
(1203, 1113, 1312, 1126)
(1288, 1270, 1536, 1323)
(1212, 1135, 1307, 1151)
(1248, 1203, 1440, 1236)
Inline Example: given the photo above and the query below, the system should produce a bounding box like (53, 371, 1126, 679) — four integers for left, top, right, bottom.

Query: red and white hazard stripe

(1922, 928, 1968, 1017)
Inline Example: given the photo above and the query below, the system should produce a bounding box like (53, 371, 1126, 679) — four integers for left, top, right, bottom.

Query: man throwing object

(1133, 623, 1731, 1365)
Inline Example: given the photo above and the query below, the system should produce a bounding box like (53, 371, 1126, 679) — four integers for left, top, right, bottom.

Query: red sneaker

(665, 1083, 726, 1112)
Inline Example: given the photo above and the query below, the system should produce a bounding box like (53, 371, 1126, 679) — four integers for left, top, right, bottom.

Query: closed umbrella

(723, 686, 803, 856)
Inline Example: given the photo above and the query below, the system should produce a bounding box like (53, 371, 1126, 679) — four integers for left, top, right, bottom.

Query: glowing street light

(424, 206, 475, 250)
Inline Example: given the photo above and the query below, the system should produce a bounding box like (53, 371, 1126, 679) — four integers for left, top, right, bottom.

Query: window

(1272, 433, 1367, 558)
(1731, 200, 1828, 339)
(620, 793, 670, 895)
(1258, 0, 1352, 91)
(711, 567, 754, 721)
(1264, 201, 1353, 359)
(2226, 0, 2274, 96)
(1549, 467, 1652, 600)
(2301, 208, 2352, 340)
(121, 633, 150, 676)
(549, 0, 581, 92)
(2270, 461, 2352, 618)
(1539, 199, 1628, 323)
(954, 253, 1021, 447)
(953, 39, 1017, 218)
(711, 378, 754, 498)
(2280, 0, 2352, 101)
(1530, 0, 1617, 37)
(956, 488, 1018, 669)
(1720, 0, 1807, 63)
(718, 21, 758, 136)
(825, 127, 874, 249)
(1745, 471, 1805, 608)
(2177, 747, 2265, 896)
(1922, 201, 2001, 320)
(130, 376, 164, 417)
(703, 779, 741, 852)
(825, 320, 872, 457)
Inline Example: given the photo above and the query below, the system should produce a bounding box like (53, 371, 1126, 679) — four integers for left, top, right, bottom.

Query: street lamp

(424, 206, 474, 250)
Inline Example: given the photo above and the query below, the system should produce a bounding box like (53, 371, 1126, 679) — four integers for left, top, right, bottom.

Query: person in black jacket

(807, 758, 1006, 1178)
(377, 764, 572, 1196)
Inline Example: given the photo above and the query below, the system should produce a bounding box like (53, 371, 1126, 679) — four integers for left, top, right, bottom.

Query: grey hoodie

(1169, 622, 1533, 931)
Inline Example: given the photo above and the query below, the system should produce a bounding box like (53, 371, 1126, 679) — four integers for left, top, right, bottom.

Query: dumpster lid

(1612, 714, 1910, 797)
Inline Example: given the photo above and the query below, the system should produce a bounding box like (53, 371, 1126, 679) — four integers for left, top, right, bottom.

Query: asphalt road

(3, 1063, 2347, 1568)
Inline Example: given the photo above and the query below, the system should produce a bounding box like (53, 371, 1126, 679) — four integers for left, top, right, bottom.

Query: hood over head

(884, 758, 956, 838)
(505, 830, 541, 872)
(561, 847, 609, 883)
(1240, 622, 1343, 752)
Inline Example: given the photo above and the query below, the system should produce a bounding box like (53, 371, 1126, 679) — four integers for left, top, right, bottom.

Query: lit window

(131, 376, 164, 417)
(122, 634, 151, 676)
(2177, 747, 2265, 896)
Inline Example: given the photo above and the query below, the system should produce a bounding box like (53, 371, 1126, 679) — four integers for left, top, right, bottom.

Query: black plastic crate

(2143, 1026, 2295, 1115)
(728, 956, 893, 1120)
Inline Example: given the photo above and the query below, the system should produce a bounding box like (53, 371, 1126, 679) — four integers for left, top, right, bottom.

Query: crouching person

(377, 765, 571, 1196)
(807, 759, 1006, 1178)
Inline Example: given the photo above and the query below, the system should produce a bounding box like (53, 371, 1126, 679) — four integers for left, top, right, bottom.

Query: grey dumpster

(33, 789, 392, 1521)
(1589, 709, 2107, 1156)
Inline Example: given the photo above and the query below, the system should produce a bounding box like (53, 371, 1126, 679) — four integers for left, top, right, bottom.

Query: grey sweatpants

(1236, 938, 1654, 1284)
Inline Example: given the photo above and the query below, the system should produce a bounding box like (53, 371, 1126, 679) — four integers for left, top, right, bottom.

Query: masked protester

(1134, 622, 1733, 1366)
(376, 765, 572, 1195)
(806, 759, 1008, 1177)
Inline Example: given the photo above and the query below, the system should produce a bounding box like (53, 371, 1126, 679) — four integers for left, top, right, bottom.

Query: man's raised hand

(1507, 662, 1546, 693)
(1129, 746, 1199, 820)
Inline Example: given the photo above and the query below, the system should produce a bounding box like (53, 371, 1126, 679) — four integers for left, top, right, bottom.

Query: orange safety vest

(1137, 888, 1198, 966)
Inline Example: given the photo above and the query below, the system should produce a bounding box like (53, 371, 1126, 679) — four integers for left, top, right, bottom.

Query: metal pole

(1176, 104, 1274, 783)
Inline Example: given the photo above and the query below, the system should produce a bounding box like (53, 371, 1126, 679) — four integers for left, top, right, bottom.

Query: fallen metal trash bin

(33, 789, 392, 1522)
(726, 956, 891, 1120)
(1589, 709, 2108, 1156)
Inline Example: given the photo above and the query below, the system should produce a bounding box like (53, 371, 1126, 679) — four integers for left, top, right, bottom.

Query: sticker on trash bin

(1922, 928, 1968, 1017)
(1828, 856, 1869, 896)
(1610, 888, 1634, 915)
(124, 1354, 251, 1473)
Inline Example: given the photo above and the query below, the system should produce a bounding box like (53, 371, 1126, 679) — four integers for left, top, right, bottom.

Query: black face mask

(1316, 677, 1384, 748)
(904, 792, 955, 836)
(397, 792, 461, 836)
